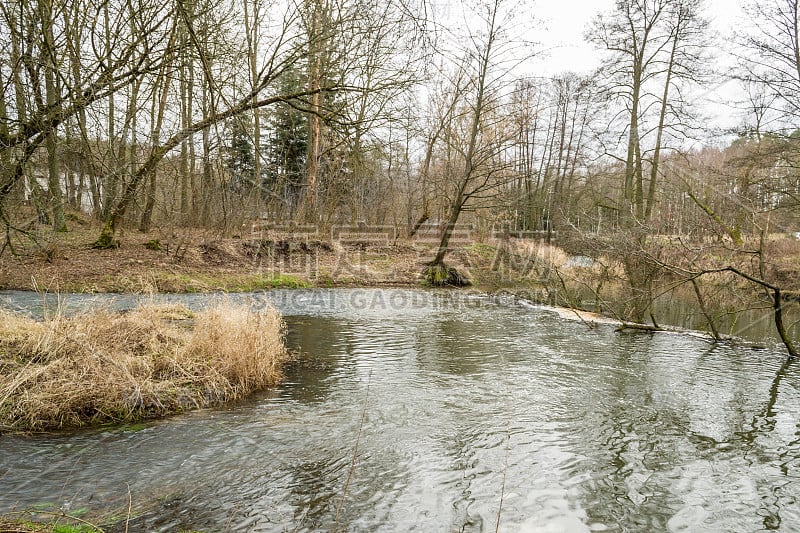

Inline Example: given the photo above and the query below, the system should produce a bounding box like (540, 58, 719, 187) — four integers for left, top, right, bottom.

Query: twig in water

(495, 410, 511, 533)
(125, 483, 132, 533)
(224, 502, 241, 532)
(333, 371, 372, 532)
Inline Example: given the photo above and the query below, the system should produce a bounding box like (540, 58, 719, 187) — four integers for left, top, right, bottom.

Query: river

(1, 289, 799, 532)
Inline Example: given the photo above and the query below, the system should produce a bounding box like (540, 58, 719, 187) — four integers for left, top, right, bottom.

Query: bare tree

(0, 0, 175, 231)
(423, 0, 535, 284)
(645, 0, 709, 220)
(589, 0, 709, 222)
(739, 0, 800, 125)
(90, 0, 431, 246)
(589, 0, 671, 219)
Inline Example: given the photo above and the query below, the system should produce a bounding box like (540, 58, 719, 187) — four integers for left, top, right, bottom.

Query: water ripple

(1, 289, 798, 532)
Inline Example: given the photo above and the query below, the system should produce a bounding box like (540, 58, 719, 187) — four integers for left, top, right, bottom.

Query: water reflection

(283, 316, 355, 404)
(652, 288, 800, 347)
(1, 289, 799, 532)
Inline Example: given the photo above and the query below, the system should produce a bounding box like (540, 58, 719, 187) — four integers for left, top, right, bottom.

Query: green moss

(91, 225, 119, 249)
(423, 263, 470, 287)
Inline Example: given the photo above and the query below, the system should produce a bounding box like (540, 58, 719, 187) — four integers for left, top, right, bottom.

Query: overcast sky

(534, 0, 745, 74)
(530, 0, 748, 134)
(435, 0, 752, 134)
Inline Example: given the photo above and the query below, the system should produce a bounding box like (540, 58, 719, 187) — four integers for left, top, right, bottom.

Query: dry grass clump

(509, 240, 569, 270)
(0, 301, 288, 433)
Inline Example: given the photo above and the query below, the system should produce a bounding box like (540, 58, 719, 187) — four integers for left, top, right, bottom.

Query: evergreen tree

(226, 118, 258, 194)
(265, 66, 309, 216)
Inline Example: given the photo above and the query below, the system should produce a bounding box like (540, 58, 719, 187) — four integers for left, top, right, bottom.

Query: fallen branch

(692, 267, 798, 358)
(615, 322, 663, 333)
(691, 277, 721, 341)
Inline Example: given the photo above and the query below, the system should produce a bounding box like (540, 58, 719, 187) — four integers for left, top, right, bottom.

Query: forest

(1, 0, 799, 350)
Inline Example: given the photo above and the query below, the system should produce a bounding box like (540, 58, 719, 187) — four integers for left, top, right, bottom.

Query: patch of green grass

(149, 272, 310, 292)
(159, 273, 207, 292)
(262, 274, 309, 289)
(0, 517, 102, 533)
(316, 272, 336, 287)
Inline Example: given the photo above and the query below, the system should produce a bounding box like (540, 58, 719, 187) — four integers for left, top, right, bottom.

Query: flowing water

(1, 289, 799, 532)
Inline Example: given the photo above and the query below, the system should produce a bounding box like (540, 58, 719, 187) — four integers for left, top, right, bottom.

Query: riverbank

(0, 223, 561, 294)
(0, 224, 428, 293)
(1, 223, 798, 347)
(0, 225, 798, 531)
(0, 223, 560, 436)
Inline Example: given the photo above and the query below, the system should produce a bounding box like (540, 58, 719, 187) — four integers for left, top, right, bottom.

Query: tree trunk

(646, 13, 680, 222)
(140, 24, 176, 233)
(102, 2, 118, 220)
(244, 0, 263, 208)
(41, 0, 66, 232)
(430, 0, 497, 269)
(180, 52, 191, 222)
(304, 0, 323, 221)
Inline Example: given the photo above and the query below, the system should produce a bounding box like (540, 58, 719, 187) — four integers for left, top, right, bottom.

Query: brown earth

(0, 222, 489, 293)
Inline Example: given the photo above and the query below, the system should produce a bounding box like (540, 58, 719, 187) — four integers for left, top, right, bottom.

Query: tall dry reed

(508, 240, 569, 270)
(0, 301, 288, 432)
